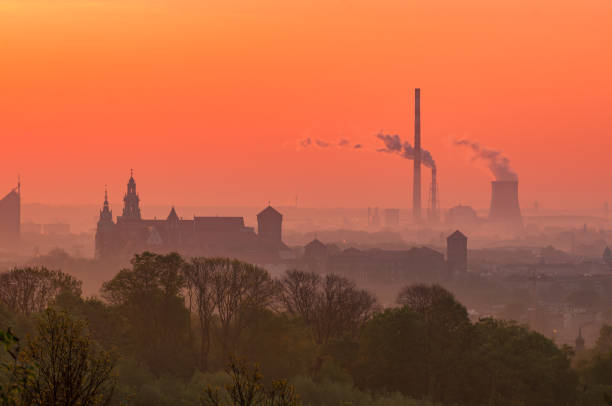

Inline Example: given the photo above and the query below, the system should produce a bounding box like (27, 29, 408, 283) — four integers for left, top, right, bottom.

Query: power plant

(413, 88, 421, 223)
(488, 180, 522, 225)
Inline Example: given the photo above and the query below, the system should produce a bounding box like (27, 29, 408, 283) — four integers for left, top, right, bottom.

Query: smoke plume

(376, 133, 436, 169)
(300, 137, 312, 148)
(299, 137, 362, 149)
(454, 139, 517, 181)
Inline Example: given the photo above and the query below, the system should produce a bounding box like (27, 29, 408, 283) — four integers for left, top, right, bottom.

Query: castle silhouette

(95, 172, 287, 261)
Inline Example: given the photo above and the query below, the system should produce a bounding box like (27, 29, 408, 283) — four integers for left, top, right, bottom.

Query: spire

(167, 206, 179, 222)
(575, 327, 585, 352)
(99, 187, 113, 223)
(122, 170, 141, 220)
(17, 174, 20, 195)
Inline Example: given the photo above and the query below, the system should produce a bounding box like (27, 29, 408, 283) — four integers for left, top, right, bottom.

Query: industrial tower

(413, 88, 421, 223)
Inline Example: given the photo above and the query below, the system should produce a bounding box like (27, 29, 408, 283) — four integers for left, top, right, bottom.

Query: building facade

(95, 173, 287, 261)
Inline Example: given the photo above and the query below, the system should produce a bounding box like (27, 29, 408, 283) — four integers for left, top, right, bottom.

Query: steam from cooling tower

(454, 139, 517, 181)
(376, 133, 436, 169)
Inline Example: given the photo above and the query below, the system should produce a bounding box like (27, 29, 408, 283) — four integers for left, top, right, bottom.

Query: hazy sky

(1, 0, 611, 210)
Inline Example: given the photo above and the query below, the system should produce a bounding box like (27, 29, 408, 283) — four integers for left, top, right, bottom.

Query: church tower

(95, 188, 116, 259)
(257, 205, 282, 245)
(122, 170, 141, 220)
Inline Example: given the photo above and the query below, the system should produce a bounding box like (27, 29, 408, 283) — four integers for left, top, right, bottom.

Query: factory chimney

(488, 180, 522, 226)
(413, 88, 421, 223)
(428, 166, 439, 223)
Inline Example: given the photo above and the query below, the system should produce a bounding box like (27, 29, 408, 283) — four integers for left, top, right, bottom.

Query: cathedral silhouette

(95, 172, 287, 261)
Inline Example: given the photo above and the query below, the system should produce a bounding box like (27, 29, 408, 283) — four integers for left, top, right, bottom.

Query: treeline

(0, 252, 610, 405)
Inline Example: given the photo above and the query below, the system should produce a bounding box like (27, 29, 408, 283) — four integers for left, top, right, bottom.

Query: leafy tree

(233, 309, 316, 380)
(597, 325, 612, 353)
(353, 306, 427, 398)
(396, 284, 471, 403)
(0, 329, 32, 406)
(471, 318, 578, 406)
(101, 252, 193, 376)
(14, 309, 116, 406)
(202, 357, 300, 406)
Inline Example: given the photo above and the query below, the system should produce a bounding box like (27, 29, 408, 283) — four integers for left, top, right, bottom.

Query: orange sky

(1, 0, 611, 210)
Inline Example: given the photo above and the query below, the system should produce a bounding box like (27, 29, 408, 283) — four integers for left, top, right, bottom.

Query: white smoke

(376, 133, 436, 169)
(453, 139, 517, 181)
(299, 137, 362, 150)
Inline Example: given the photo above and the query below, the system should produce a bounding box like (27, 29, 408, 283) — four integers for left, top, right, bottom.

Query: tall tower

(122, 170, 141, 220)
(428, 166, 439, 223)
(257, 205, 283, 245)
(447, 230, 468, 273)
(413, 88, 422, 223)
(95, 188, 115, 259)
(0, 178, 21, 245)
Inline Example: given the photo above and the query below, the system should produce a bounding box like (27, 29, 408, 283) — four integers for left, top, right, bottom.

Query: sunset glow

(1, 0, 611, 209)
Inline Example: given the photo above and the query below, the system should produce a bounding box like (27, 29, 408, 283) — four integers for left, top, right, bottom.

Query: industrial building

(488, 180, 523, 226)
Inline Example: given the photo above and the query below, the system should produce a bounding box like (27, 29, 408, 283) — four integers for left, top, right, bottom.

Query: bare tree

(0, 267, 81, 316)
(278, 270, 377, 346)
(209, 259, 277, 361)
(184, 258, 219, 371)
(277, 270, 320, 325)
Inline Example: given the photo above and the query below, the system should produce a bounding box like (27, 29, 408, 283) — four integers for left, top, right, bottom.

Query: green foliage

(233, 309, 316, 380)
(291, 375, 436, 406)
(14, 309, 116, 406)
(101, 252, 194, 376)
(0, 329, 32, 406)
(0, 254, 594, 406)
(353, 306, 427, 398)
(470, 318, 578, 406)
(202, 357, 300, 406)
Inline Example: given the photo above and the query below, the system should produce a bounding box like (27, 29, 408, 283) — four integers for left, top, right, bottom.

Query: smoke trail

(376, 133, 436, 168)
(299, 137, 362, 149)
(454, 139, 517, 181)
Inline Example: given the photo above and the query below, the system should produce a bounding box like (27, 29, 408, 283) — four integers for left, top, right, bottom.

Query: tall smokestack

(428, 166, 439, 223)
(489, 180, 522, 226)
(413, 88, 421, 223)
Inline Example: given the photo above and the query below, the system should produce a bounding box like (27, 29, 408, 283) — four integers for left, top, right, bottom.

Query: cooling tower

(488, 180, 522, 224)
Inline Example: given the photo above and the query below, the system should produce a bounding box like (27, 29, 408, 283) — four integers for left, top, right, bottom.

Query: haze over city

(2, 2, 612, 406)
